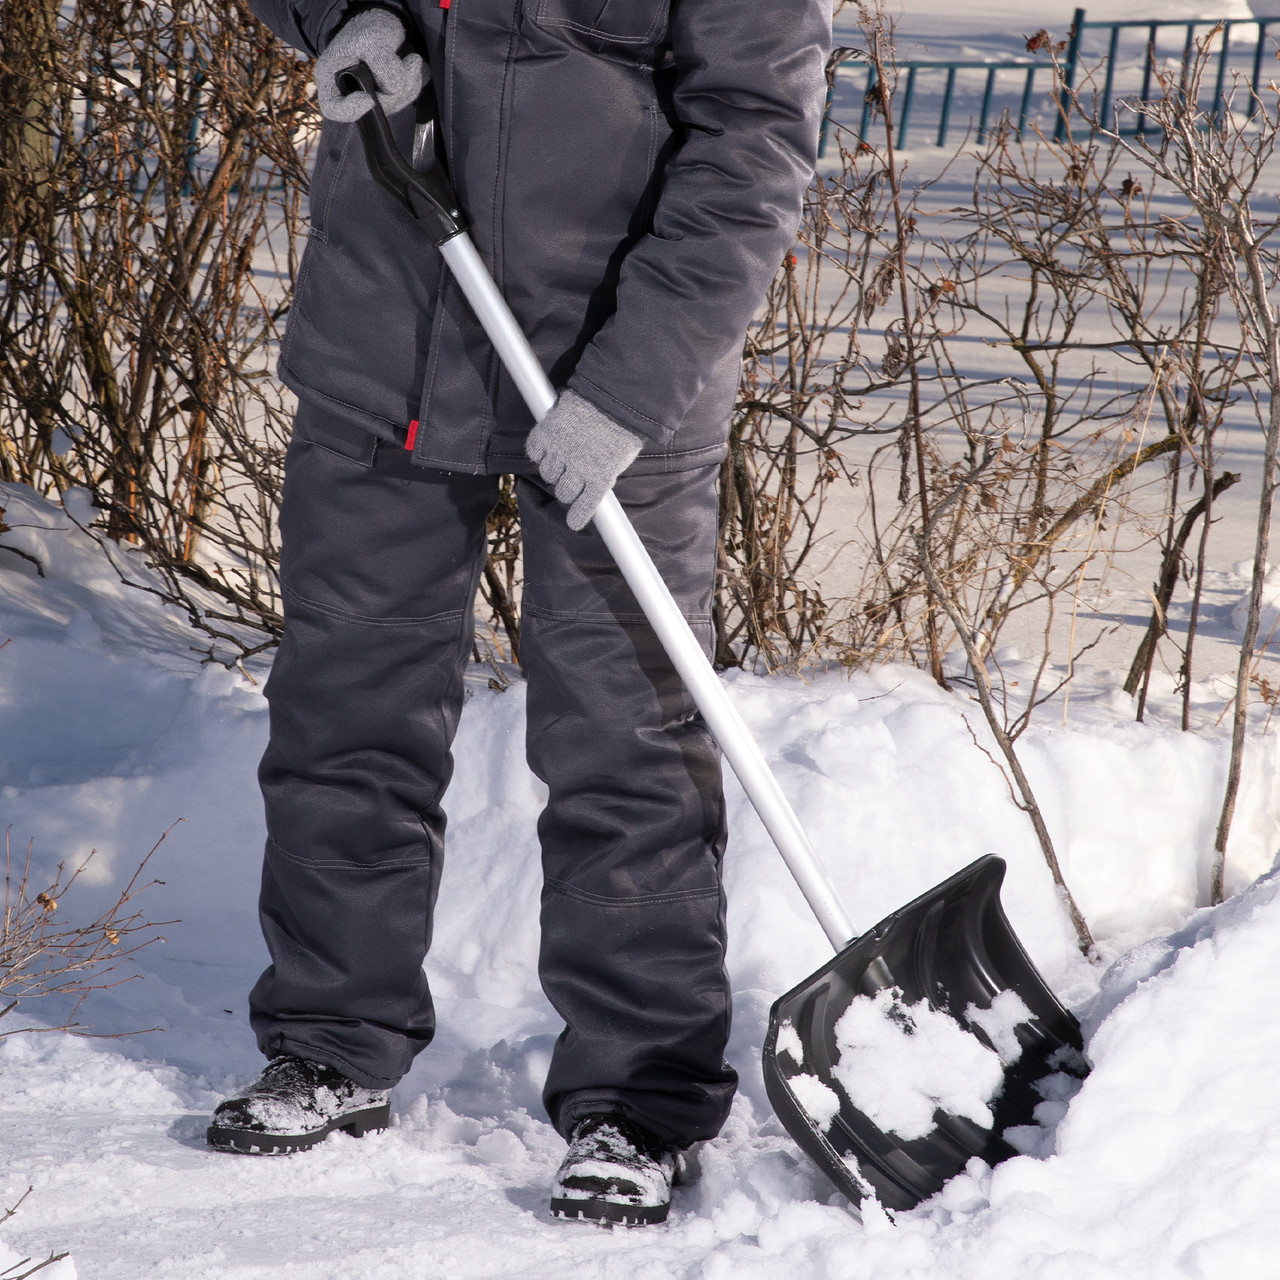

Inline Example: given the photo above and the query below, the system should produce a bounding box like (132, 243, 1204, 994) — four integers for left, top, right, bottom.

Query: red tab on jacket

(439, 0, 450, 8)
(405, 419, 419, 451)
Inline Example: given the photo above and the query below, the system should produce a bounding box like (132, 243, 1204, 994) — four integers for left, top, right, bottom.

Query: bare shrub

(0, 0, 313, 662)
(1082, 33, 1280, 902)
(765, 34, 1196, 684)
(0, 0, 1263, 757)
(0, 1188, 70, 1278)
(1, 827, 174, 1038)
(915, 449, 1095, 953)
(715, 141, 897, 670)
(475, 475, 522, 676)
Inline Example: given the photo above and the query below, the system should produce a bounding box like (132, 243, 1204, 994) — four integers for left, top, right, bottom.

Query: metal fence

(820, 7, 1280, 154)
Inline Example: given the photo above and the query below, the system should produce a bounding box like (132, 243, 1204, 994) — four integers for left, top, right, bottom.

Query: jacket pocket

(533, 0, 669, 44)
(291, 403, 379, 467)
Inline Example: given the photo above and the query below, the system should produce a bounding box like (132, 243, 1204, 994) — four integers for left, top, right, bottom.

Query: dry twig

(2, 825, 177, 1037)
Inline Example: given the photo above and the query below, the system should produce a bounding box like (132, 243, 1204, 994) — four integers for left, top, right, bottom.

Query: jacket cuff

(248, 0, 408, 57)
(566, 372, 676, 450)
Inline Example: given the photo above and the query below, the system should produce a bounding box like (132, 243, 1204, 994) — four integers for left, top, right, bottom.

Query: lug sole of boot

(549, 1197, 669, 1228)
(206, 1102, 391, 1156)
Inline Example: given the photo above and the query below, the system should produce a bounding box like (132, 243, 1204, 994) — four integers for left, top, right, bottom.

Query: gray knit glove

(527, 391, 645, 531)
(315, 8, 427, 123)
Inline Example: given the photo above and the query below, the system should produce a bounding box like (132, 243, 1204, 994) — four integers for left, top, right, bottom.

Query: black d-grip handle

(339, 61, 466, 247)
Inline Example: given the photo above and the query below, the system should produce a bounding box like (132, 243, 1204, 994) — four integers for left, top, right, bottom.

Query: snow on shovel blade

(763, 855, 1085, 1212)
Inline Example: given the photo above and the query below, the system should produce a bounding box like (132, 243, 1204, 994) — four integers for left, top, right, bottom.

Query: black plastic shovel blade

(763, 855, 1085, 1212)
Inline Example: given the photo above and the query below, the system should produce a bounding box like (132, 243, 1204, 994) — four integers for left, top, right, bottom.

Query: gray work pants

(248, 405, 736, 1148)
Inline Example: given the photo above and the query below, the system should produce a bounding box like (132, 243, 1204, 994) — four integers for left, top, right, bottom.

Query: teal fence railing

(820, 8, 1279, 154)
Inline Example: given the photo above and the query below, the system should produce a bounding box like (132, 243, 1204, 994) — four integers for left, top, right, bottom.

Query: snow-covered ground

(4, 464, 1280, 1277)
(6, 1, 1280, 1274)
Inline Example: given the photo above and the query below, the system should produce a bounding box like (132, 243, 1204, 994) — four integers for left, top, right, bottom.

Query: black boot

(206, 1055, 391, 1155)
(550, 1114, 682, 1227)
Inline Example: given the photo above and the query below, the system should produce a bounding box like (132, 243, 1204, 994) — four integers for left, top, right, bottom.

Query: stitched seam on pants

(280, 369, 406, 435)
(522, 602, 711, 627)
(267, 835, 432, 872)
(294, 433, 376, 468)
(486, 440, 724, 466)
(282, 582, 469, 628)
(544, 876, 720, 907)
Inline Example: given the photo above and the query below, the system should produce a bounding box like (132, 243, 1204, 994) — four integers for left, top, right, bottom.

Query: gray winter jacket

(250, 0, 830, 475)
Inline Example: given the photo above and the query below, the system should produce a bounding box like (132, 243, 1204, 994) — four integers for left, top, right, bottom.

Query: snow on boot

(550, 1114, 681, 1227)
(206, 1054, 391, 1155)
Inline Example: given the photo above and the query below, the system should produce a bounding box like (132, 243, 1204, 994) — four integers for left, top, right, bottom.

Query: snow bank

(6, 863, 1280, 1278)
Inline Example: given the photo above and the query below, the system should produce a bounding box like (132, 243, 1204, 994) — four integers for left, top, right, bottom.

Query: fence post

(1054, 7, 1086, 142)
(817, 74, 835, 157)
(937, 65, 957, 146)
(1018, 64, 1037, 135)
(860, 66, 876, 140)
(1249, 19, 1270, 121)
(1137, 21, 1158, 136)
(898, 65, 918, 148)
(1099, 23, 1120, 128)
(1178, 21, 1197, 103)
(978, 65, 997, 142)
(1213, 21, 1232, 123)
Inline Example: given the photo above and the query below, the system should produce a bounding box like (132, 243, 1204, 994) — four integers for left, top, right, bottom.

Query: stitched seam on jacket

(419, 6, 458, 468)
(279, 371, 405, 435)
(279, 239, 316, 375)
(534, 0, 665, 43)
(267, 835, 433, 872)
(573, 372, 670, 431)
(282, 582, 468, 628)
(315, 124, 353, 239)
(539, 19, 649, 42)
(410, 445, 486, 474)
(545, 875, 719, 907)
(418, 278, 452, 461)
(471, 23, 524, 473)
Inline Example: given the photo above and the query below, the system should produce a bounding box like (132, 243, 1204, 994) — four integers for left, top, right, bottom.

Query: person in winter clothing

(208, 0, 829, 1225)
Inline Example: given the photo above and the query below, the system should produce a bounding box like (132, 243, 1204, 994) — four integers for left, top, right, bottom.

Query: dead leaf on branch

(1024, 29, 1067, 54)
(881, 332, 907, 379)
(864, 260, 896, 321)
(864, 78, 889, 119)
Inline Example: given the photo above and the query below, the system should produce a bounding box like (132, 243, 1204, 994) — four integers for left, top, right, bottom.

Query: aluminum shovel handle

(440, 233, 856, 951)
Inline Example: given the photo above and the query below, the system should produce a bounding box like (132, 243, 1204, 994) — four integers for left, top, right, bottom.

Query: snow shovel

(342, 66, 1085, 1212)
